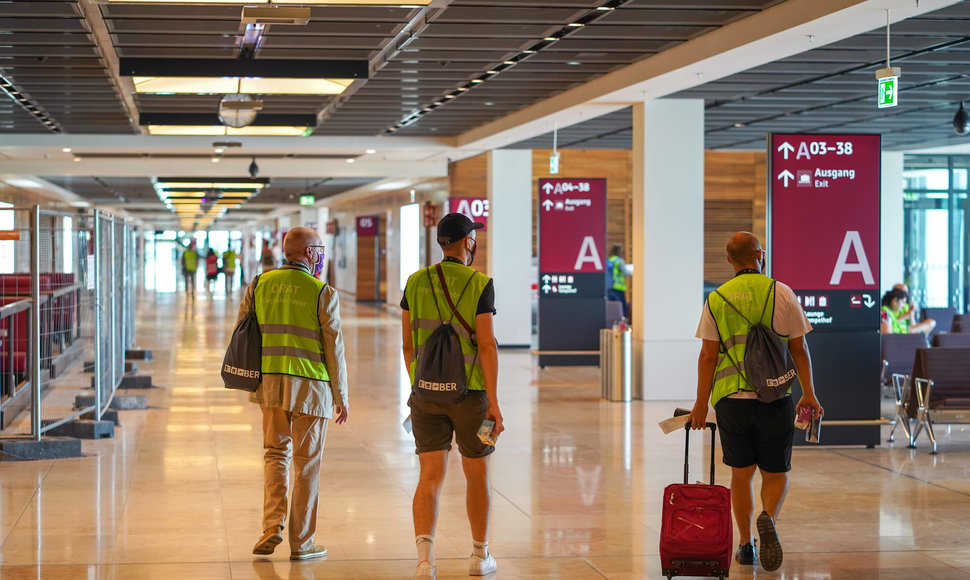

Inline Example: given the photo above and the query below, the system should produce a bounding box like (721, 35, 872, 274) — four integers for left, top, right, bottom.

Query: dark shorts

(408, 390, 494, 459)
(714, 395, 795, 473)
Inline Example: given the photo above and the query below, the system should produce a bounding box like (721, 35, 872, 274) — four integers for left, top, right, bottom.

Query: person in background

(241, 227, 349, 561)
(205, 248, 219, 294)
(262, 239, 277, 273)
(181, 240, 198, 299)
(223, 245, 238, 295)
(605, 243, 631, 318)
(889, 283, 936, 336)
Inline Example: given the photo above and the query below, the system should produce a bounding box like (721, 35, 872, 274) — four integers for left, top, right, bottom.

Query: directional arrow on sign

(542, 199, 554, 211)
(862, 294, 875, 308)
(777, 170, 794, 187)
(541, 274, 551, 283)
(777, 141, 795, 160)
(541, 284, 551, 294)
(542, 182, 554, 194)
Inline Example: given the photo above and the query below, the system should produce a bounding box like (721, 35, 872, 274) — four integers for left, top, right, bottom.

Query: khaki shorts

(408, 390, 494, 458)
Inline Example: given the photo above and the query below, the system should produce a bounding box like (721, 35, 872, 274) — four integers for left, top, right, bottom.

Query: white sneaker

(415, 560, 436, 578)
(469, 553, 497, 576)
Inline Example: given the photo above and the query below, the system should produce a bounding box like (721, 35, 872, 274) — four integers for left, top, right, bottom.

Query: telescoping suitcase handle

(673, 408, 717, 486)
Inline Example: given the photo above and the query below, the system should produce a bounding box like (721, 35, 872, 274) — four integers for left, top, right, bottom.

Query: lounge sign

(769, 134, 881, 331)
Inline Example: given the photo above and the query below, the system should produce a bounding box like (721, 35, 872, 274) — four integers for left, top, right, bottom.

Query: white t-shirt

(696, 279, 812, 342)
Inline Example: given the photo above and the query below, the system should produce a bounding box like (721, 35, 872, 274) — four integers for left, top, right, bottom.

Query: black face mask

(467, 238, 477, 267)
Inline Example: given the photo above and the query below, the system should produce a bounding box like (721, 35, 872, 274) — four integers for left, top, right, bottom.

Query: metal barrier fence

(0, 206, 134, 440)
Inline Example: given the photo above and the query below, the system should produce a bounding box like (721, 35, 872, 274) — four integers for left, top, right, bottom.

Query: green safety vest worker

(404, 260, 492, 391)
(607, 254, 627, 292)
(183, 248, 198, 272)
(254, 267, 330, 381)
(222, 249, 237, 272)
(706, 273, 787, 407)
(881, 306, 908, 334)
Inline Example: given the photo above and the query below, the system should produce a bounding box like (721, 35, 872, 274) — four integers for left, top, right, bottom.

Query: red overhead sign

(356, 215, 379, 237)
(447, 197, 489, 231)
(769, 134, 880, 329)
(538, 178, 607, 274)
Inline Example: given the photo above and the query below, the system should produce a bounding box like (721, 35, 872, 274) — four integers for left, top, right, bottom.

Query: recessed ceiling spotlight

(214, 148, 225, 154)
(346, 158, 355, 163)
(471, 79, 483, 84)
(567, 61, 581, 66)
(484, 102, 494, 106)
(444, 94, 455, 99)
(486, 70, 498, 74)
(503, 60, 515, 65)
(61, 147, 71, 153)
(366, 149, 376, 154)
(733, 122, 745, 128)
(457, 87, 469, 91)
(73, 157, 81, 162)
(522, 49, 536, 54)
(543, 36, 558, 42)
(567, 22, 585, 27)
(211, 157, 221, 163)
(596, 5, 615, 10)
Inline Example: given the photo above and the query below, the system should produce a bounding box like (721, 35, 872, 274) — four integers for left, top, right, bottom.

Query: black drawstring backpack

(412, 265, 478, 403)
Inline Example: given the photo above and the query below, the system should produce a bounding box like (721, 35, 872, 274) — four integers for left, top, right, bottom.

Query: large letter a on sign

(574, 236, 603, 271)
(829, 230, 875, 285)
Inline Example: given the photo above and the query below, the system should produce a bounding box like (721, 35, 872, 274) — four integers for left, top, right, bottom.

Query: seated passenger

(881, 288, 935, 335)
(892, 283, 937, 336)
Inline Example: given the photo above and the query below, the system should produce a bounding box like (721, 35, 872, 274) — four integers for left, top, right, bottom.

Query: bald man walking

(689, 232, 823, 573)
(238, 227, 349, 561)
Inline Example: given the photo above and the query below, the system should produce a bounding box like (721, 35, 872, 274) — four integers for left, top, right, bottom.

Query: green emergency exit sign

(299, 194, 315, 206)
(878, 76, 898, 108)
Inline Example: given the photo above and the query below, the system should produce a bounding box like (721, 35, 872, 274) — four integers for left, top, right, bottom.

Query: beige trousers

(260, 405, 329, 553)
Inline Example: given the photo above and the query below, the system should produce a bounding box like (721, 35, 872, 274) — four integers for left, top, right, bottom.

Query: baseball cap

(437, 212, 484, 245)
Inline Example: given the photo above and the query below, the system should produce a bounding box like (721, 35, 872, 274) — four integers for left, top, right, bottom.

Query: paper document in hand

(658, 414, 691, 434)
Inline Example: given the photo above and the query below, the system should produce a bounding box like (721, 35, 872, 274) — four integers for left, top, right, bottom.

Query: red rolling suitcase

(659, 419, 732, 580)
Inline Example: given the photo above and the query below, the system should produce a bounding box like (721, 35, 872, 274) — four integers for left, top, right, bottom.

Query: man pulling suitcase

(689, 232, 823, 572)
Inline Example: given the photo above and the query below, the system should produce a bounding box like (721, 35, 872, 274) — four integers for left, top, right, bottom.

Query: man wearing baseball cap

(400, 213, 504, 578)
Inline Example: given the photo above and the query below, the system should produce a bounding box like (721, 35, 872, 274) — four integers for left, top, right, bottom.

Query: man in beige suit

(237, 227, 349, 561)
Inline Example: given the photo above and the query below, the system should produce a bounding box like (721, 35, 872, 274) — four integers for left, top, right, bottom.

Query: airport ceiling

(1, 0, 969, 229)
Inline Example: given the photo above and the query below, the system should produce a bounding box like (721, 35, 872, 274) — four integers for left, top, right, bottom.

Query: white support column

(881, 152, 904, 293)
(487, 149, 533, 347)
(631, 99, 705, 400)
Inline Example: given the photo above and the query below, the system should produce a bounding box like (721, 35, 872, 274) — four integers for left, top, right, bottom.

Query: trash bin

(600, 327, 632, 402)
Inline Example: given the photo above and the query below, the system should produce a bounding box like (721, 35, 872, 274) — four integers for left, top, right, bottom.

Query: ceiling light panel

(133, 77, 353, 95)
(147, 125, 312, 136)
(109, 0, 430, 5)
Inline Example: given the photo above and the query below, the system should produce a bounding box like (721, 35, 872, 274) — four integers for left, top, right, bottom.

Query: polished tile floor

(3, 288, 970, 579)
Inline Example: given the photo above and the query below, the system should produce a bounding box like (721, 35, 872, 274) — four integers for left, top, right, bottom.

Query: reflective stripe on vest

(708, 274, 785, 407)
(404, 261, 492, 391)
(608, 256, 627, 291)
(254, 268, 330, 381)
